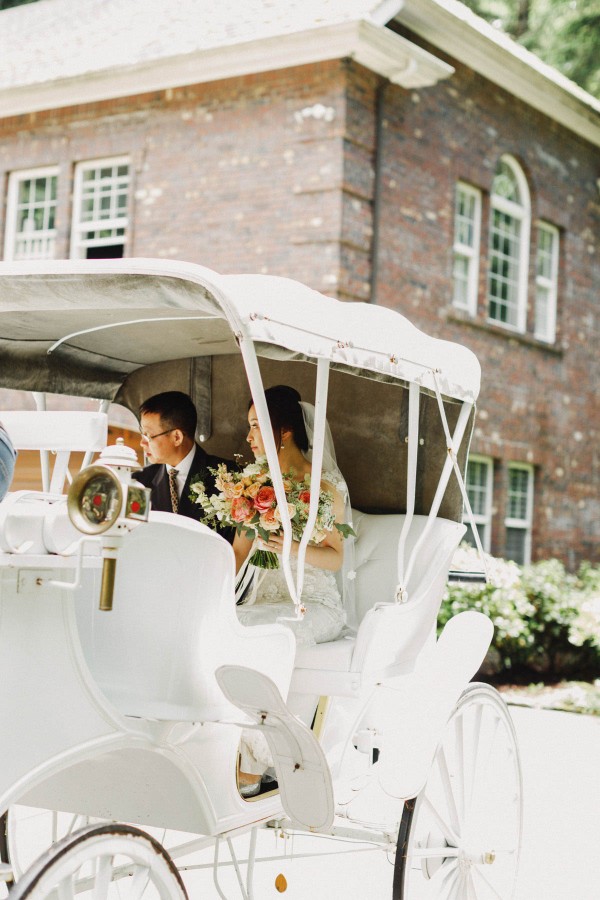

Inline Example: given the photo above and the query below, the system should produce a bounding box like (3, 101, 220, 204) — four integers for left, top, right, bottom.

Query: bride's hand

(260, 532, 295, 555)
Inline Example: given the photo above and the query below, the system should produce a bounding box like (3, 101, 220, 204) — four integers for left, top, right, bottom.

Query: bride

(233, 385, 352, 795)
(234, 384, 349, 646)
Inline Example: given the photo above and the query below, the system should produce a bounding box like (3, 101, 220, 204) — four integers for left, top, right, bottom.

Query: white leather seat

(290, 511, 465, 697)
(75, 512, 296, 721)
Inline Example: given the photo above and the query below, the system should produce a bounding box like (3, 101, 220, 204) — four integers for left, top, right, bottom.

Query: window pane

(488, 210, 520, 326)
(452, 256, 469, 307)
(9, 172, 58, 261)
(535, 225, 558, 342)
(506, 527, 526, 565)
(74, 162, 130, 258)
(18, 180, 31, 204)
(492, 160, 520, 203)
(508, 467, 530, 520)
(535, 286, 549, 338)
(453, 185, 480, 313)
(455, 189, 476, 247)
(467, 460, 489, 516)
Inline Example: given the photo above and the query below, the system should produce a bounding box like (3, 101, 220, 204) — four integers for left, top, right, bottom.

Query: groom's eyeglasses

(139, 428, 175, 442)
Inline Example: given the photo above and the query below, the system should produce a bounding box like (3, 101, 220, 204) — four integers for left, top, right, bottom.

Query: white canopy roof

(0, 258, 480, 404)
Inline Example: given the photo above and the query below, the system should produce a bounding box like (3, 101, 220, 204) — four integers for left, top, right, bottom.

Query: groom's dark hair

(139, 391, 197, 440)
(253, 385, 309, 453)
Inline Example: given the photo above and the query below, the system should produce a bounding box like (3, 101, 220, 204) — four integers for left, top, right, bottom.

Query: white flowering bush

(439, 545, 600, 679)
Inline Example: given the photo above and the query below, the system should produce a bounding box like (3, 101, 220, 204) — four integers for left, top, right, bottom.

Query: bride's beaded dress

(236, 555, 345, 645)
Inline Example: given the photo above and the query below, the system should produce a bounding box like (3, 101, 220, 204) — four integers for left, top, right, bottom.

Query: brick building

(0, 0, 598, 566)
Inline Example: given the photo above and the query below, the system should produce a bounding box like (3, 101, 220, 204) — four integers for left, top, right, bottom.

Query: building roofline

(397, 0, 600, 147)
(0, 19, 452, 120)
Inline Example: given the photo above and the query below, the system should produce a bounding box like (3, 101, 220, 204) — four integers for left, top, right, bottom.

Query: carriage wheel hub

(460, 847, 496, 867)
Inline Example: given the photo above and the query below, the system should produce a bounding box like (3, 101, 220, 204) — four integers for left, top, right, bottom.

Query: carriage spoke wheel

(393, 684, 522, 900)
(8, 823, 188, 899)
(1, 807, 103, 883)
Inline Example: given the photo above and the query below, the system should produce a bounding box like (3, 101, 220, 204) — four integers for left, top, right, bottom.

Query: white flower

(347, 570, 356, 581)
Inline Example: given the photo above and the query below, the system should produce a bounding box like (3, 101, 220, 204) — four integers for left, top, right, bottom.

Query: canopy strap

(400, 385, 476, 597)
(295, 357, 330, 601)
(238, 337, 300, 615)
(431, 371, 489, 582)
(396, 382, 420, 600)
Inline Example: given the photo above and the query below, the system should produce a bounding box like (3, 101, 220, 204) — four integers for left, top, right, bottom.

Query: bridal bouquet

(190, 457, 353, 569)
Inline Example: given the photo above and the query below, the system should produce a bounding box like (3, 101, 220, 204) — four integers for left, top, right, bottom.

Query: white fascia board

(398, 0, 600, 148)
(0, 20, 452, 120)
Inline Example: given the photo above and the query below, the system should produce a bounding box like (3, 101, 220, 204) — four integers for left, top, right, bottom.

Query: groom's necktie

(168, 468, 179, 514)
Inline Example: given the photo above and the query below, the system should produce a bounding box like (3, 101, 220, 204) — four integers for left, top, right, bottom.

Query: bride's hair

(249, 385, 309, 453)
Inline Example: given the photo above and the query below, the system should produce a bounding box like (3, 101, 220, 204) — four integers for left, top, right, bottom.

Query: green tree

(0, 0, 40, 9)
(461, 0, 600, 98)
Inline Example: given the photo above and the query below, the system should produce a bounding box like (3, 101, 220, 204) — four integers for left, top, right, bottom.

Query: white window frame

(464, 455, 493, 552)
(505, 463, 534, 565)
(534, 221, 559, 343)
(487, 155, 530, 333)
(70, 156, 130, 259)
(452, 182, 481, 315)
(4, 166, 59, 261)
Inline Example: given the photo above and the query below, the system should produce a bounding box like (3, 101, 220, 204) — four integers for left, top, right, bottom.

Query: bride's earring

(280, 443, 285, 449)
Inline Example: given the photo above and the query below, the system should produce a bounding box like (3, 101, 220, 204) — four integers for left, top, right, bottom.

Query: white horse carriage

(0, 259, 522, 899)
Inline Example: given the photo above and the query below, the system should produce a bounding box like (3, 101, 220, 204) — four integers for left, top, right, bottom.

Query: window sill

(446, 308, 564, 356)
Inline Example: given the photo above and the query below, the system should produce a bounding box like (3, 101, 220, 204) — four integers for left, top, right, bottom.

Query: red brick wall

(366, 47, 599, 566)
(0, 53, 597, 565)
(0, 63, 349, 291)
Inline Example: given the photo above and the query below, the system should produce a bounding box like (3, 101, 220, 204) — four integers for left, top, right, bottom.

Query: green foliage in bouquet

(190, 457, 354, 569)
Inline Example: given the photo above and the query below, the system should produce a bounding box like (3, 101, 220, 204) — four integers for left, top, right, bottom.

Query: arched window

(487, 156, 530, 331)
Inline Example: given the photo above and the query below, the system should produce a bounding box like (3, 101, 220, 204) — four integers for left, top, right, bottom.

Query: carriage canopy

(0, 258, 480, 522)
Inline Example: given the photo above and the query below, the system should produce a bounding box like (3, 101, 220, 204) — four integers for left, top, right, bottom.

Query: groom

(135, 390, 232, 539)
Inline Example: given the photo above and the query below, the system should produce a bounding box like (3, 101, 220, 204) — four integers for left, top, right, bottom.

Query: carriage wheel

(1, 806, 102, 882)
(8, 823, 188, 899)
(393, 683, 522, 900)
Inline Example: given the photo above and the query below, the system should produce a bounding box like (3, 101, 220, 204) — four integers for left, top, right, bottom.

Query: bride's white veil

(300, 402, 357, 631)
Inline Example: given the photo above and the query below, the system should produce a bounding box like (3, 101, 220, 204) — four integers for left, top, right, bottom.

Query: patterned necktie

(168, 468, 179, 514)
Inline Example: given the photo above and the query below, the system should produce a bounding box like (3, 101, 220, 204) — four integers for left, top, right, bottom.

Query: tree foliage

(461, 0, 600, 98)
(0, 0, 40, 9)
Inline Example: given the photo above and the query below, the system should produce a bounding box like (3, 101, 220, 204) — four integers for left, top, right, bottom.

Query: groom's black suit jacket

(135, 444, 234, 542)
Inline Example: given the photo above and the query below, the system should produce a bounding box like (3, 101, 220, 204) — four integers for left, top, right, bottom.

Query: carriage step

(216, 665, 334, 832)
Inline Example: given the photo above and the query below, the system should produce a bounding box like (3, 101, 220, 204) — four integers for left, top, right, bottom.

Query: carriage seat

(290, 511, 466, 698)
(0, 409, 108, 495)
(75, 512, 295, 722)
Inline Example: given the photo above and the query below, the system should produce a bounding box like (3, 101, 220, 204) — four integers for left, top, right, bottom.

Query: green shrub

(439, 545, 600, 679)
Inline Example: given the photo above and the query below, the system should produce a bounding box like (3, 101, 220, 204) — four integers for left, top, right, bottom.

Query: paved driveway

(177, 704, 600, 898)
(510, 705, 600, 900)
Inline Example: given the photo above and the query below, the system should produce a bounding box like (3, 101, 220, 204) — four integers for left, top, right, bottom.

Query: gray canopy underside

(0, 266, 475, 521)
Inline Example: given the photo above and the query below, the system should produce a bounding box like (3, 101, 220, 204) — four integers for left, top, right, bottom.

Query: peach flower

(230, 496, 253, 523)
